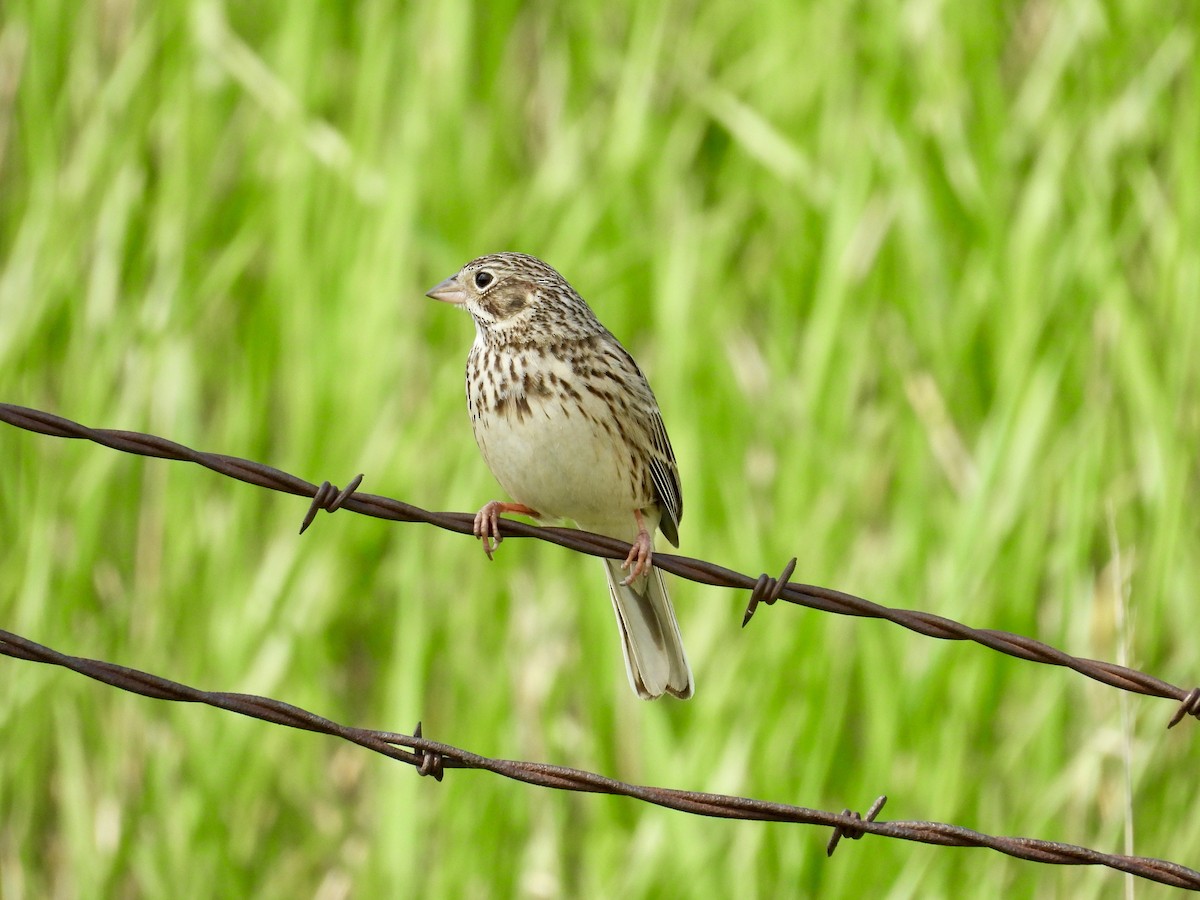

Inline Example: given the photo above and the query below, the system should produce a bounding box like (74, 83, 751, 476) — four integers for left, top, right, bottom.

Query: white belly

(473, 394, 641, 534)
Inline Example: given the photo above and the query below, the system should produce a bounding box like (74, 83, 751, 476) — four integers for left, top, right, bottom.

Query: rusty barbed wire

(6, 401, 1199, 728)
(1, 628, 1196, 890)
(3, 402, 1198, 729)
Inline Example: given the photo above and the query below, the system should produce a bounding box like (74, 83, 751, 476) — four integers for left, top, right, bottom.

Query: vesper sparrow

(427, 252, 694, 700)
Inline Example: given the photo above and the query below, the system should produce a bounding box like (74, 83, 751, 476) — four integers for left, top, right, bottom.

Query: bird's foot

(473, 501, 539, 559)
(620, 509, 654, 585)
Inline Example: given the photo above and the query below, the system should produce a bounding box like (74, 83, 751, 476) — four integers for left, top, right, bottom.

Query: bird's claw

(473, 502, 505, 560)
(472, 501, 538, 560)
(620, 528, 653, 586)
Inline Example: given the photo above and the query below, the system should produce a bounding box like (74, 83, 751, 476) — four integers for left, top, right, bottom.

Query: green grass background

(2, 0, 1198, 896)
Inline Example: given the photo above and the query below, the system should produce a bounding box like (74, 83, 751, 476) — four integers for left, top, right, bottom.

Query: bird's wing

(604, 336, 683, 547)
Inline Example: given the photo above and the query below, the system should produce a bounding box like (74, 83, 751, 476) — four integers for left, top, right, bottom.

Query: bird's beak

(425, 275, 468, 305)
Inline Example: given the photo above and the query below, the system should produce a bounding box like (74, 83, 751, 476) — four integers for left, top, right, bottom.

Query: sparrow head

(426, 252, 601, 342)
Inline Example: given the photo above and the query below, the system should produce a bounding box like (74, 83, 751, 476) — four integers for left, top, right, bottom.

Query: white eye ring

(474, 270, 494, 289)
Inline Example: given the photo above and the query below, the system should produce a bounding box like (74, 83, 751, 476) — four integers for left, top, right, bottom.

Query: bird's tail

(601, 559, 693, 700)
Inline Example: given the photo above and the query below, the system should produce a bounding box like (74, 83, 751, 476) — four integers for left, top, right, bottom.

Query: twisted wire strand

(3, 402, 1195, 727)
(2, 628, 1197, 890)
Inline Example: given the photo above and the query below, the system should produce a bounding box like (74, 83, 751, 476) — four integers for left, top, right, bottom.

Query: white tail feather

(601, 559, 693, 700)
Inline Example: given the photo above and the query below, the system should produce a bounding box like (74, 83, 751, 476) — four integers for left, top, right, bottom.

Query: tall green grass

(2, 1, 1198, 895)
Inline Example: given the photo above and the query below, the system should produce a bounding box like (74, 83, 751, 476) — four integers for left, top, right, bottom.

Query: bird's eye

(474, 271, 494, 289)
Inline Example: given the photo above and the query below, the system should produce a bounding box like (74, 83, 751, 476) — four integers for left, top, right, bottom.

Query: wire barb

(827, 795, 888, 856)
(743, 557, 797, 627)
(299, 474, 365, 534)
(413, 722, 445, 781)
(1167, 687, 1200, 729)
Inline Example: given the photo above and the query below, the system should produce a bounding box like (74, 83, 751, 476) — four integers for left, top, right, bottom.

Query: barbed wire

(1, 628, 1196, 890)
(3, 402, 1197, 728)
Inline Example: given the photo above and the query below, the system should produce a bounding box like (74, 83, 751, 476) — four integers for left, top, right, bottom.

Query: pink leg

(473, 501, 539, 560)
(620, 508, 654, 585)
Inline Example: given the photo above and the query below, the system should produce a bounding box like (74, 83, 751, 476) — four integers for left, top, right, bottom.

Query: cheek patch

(498, 294, 529, 317)
(488, 282, 536, 319)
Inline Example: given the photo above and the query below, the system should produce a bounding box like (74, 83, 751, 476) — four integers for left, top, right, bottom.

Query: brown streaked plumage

(427, 252, 693, 700)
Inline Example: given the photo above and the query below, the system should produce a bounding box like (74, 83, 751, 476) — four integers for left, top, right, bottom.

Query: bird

(427, 252, 693, 700)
